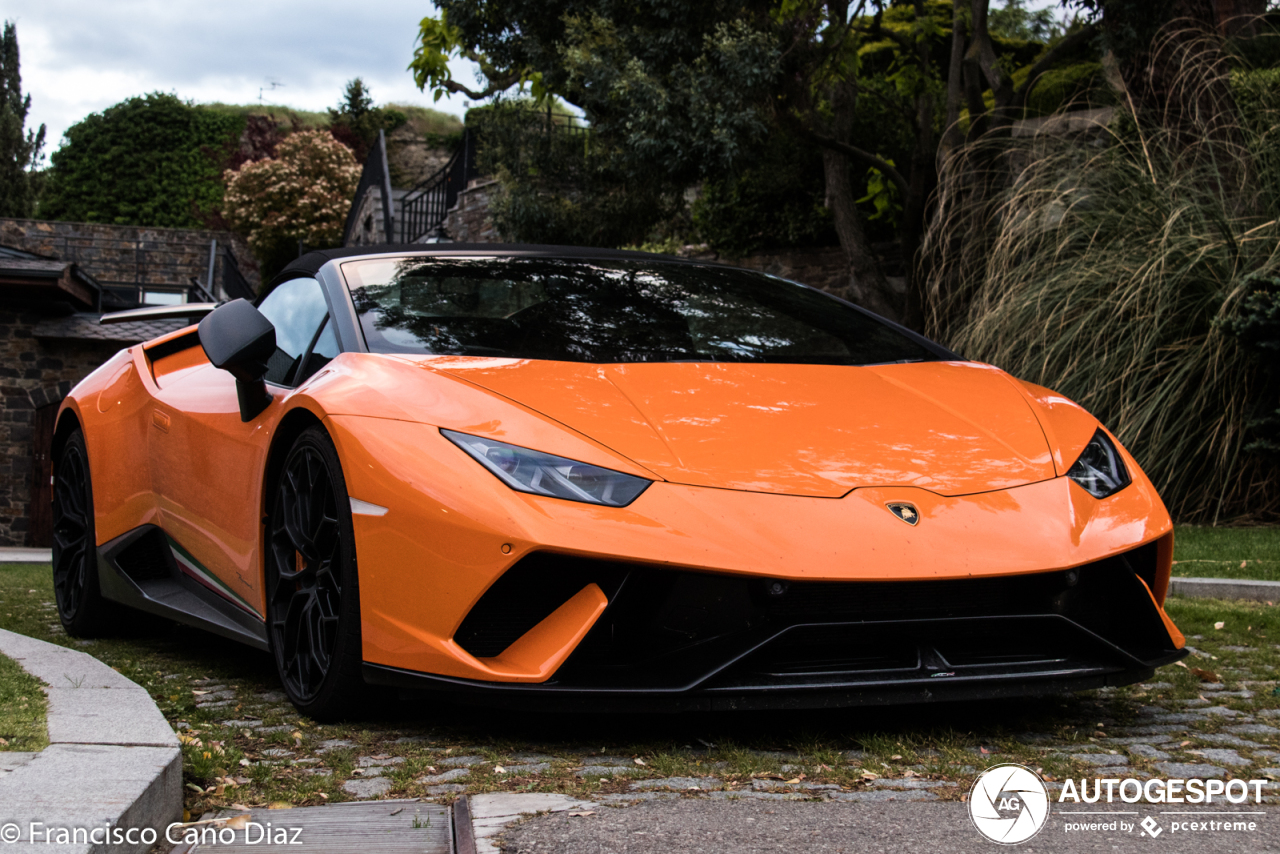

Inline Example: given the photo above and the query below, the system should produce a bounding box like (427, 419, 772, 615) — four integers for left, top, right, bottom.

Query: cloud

(7, 0, 482, 153)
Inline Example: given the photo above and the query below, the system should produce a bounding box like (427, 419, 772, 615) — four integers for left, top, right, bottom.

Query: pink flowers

(223, 131, 361, 254)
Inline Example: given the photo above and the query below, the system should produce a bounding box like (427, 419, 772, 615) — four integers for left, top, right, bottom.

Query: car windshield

(340, 256, 937, 365)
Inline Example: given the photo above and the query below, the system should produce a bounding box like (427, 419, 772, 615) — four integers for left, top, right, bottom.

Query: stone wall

(430, 183, 861, 295)
(0, 310, 122, 546)
(385, 126, 454, 189)
(350, 170, 871, 298)
(0, 219, 259, 301)
(345, 187, 391, 247)
(442, 180, 500, 244)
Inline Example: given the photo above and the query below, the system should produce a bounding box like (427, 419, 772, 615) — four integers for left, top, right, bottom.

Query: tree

(0, 21, 46, 218)
(328, 78, 406, 162)
(470, 101, 684, 246)
(410, 2, 1093, 328)
(1225, 276, 1280, 461)
(923, 4, 1280, 521)
(692, 127, 836, 256)
(222, 130, 361, 279)
(39, 93, 243, 227)
(989, 0, 1063, 41)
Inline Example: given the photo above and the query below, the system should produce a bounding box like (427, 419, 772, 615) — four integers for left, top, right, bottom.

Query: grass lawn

(0, 647, 48, 753)
(1173, 525, 1280, 581)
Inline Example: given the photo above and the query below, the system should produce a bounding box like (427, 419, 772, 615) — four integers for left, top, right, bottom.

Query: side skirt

(96, 525, 269, 651)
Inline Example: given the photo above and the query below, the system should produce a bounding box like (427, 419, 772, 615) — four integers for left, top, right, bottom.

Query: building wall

(0, 218, 259, 301)
(0, 309, 122, 546)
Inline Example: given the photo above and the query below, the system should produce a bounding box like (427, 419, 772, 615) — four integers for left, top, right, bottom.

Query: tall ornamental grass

(925, 27, 1280, 523)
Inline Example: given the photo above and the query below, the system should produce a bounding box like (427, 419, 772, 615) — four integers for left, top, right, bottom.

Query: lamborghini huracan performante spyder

(52, 245, 1187, 719)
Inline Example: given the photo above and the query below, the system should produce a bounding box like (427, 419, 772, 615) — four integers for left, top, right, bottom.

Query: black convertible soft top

(276, 243, 699, 283)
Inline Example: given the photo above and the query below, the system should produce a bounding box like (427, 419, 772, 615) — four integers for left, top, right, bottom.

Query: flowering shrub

(223, 130, 360, 256)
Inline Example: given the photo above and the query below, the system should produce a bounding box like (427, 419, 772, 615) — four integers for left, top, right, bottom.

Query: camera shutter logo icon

(968, 764, 1051, 844)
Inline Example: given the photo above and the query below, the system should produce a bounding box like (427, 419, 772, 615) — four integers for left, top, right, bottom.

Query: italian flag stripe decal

(166, 536, 262, 620)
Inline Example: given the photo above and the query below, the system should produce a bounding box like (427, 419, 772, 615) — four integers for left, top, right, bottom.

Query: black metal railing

(397, 112, 590, 243)
(220, 246, 255, 301)
(399, 129, 481, 243)
(50, 232, 258, 309)
(546, 110, 590, 138)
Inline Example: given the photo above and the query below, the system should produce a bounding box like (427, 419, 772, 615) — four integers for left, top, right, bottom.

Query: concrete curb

(1169, 577, 1280, 603)
(0, 548, 52, 564)
(0, 628, 181, 854)
(465, 793, 596, 854)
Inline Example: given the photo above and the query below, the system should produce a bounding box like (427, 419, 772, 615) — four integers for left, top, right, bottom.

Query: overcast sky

(10, 0, 481, 156)
(10, 0, 1065, 159)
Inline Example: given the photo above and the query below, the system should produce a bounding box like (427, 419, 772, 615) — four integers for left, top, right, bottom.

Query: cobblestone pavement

(160, 595, 1280, 817)
(1, 563, 1277, 819)
(168, 665, 1280, 813)
(174, 638, 1280, 819)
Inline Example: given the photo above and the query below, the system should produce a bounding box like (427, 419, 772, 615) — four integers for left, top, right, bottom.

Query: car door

(148, 277, 335, 618)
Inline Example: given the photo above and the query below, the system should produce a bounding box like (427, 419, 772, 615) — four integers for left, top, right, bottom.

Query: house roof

(0, 256, 75, 279)
(0, 244, 58, 261)
(32, 313, 188, 345)
(0, 247, 101, 310)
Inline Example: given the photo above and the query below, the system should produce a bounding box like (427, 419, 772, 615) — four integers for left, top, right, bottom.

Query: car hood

(414, 357, 1057, 498)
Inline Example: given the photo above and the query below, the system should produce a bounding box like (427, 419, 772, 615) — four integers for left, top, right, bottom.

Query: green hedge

(38, 93, 243, 228)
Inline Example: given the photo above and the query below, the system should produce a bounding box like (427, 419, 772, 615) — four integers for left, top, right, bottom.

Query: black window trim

(290, 313, 335, 389)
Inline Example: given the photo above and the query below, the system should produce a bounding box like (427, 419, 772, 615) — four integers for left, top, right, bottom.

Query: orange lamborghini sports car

(52, 245, 1186, 719)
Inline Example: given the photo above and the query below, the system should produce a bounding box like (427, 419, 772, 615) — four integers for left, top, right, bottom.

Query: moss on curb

(0, 648, 48, 753)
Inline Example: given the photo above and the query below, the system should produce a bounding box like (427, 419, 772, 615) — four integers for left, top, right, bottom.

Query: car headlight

(1066, 429, 1131, 499)
(442, 429, 651, 507)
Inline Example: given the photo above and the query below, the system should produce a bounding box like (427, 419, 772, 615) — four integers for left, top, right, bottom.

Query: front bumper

(326, 415, 1182, 693)
(364, 543, 1186, 711)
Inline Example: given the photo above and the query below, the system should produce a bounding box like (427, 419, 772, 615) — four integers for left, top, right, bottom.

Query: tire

(266, 425, 366, 721)
(52, 430, 118, 636)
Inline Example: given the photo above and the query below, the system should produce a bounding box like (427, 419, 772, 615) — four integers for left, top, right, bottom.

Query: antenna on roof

(258, 79, 285, 104)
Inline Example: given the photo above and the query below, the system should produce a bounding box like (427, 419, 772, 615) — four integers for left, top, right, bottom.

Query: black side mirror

(198, 299, 276, 422)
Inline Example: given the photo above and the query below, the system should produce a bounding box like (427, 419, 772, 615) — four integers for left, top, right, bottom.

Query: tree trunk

(822, 147, 900, 320)
(822, 77, 902, 322)
(941, 0, 968, 154)
(897, 0, 937, 330)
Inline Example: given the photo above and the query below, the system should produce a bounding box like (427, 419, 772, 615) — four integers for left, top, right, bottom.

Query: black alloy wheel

(266, 426, 365, 720)
(52, 430, 115, 635)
